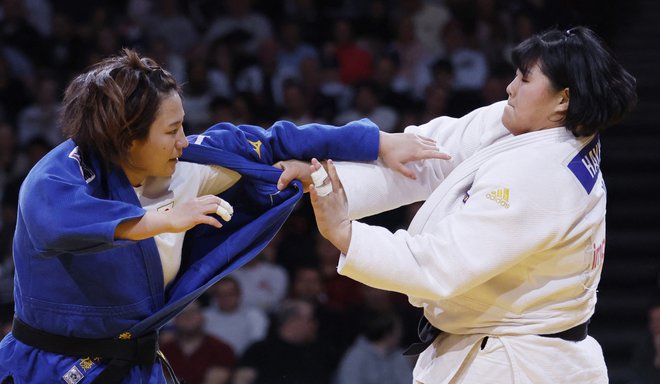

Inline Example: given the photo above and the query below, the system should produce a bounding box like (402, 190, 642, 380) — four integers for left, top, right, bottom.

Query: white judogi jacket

(334, 101, 608, 383)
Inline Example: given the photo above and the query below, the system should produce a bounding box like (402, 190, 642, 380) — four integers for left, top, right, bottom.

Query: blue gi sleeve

(18, 147, 145, 255)
(187, 119, 380, 165)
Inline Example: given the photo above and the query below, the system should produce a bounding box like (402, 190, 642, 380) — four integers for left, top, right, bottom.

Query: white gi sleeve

(337, 149, 589, 301)
(335, 101, 509, 220)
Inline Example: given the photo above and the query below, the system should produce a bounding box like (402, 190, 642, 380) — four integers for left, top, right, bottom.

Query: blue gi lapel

(125, 144, 302, 335)
(105, 163, 165, 310)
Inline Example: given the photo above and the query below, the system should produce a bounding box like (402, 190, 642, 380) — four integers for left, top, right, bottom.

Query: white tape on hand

(311, 166, 333, 196)
(216, 199, 234, 221)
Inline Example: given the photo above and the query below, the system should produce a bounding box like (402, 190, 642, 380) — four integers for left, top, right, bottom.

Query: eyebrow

(168, 117, 184, 127)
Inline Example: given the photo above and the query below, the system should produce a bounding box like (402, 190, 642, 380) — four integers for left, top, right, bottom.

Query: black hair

(511, 26, 637, 136)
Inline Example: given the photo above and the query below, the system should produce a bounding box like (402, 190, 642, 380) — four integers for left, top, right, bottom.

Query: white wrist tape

(216, 199, 234, 221)
(311, 166, 333, 196)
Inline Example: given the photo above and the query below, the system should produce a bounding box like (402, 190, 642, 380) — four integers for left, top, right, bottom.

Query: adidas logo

(486, 188, 510, 208)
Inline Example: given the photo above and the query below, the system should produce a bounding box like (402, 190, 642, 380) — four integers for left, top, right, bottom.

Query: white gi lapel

(408, 128, 564, 235)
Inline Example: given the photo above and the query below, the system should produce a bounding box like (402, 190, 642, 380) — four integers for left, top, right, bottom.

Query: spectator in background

(181, 60, 215, 134)
(228, 92, 257, 125)
(234, 37, 296, 122)
(160, 300, 236, 384)
(400, 0, 451, 57)
(203, 277, 269, 357)
(440, 19, 489, 93)
(142, 0, 198, 57)
(334, 310, 413, 384)
(232, 244, 289, 313)
(208, 96, 235, 125)
(17, 73, 63, 147)
(289, 264, 348, 352)
(325, 18, 373, 86)
(427, 58, 455, 93)
(234, 299, 338, 384)
(474, 0, 513, 65)
(439, 19, 489, 116)
(0, 123, 18, 205)
(297, 56, 340, 123)
(335, 80, 399, 133)
(206, 38, 235, 100)
(0, 0, 48, 64)
(387, 15, 430, 99)
(418, 80, 450, 124)
(280, 79, 323, 125)
(628, 294, 660, 384)
(316, 236, 364, 313)
(276, 19, 318, 74)
(275, 202, 318, 278)
(204, 0, 273, 55)
(343, 285, 421, 349)
(44, 12, 89, 84)
(0, 135, 52, 340)
(144, 36, 187, 84)
(0, 52, 31, 126)
(480, 62, 513, 106)
(371, 54, 408, 109)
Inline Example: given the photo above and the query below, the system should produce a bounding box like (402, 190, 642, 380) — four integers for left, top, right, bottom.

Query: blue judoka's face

(502, 62, 569, 135)
(123, 92, 188, 186)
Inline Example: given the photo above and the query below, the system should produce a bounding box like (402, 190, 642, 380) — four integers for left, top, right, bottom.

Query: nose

(177, 128, 189, 149)
(505, 78, 515, 97)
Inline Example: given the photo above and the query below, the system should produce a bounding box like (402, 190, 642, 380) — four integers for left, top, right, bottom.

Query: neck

(121, 165, 145, 187)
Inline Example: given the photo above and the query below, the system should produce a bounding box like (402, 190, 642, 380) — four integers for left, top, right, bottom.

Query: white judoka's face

(502, 62, 568, 135)
(123, 92, 188, 186)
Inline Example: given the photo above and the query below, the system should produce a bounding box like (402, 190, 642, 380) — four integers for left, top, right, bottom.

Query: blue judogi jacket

(0, 120, 379, 383)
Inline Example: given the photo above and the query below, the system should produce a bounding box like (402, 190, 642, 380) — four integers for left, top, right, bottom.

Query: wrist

(378, 131, 387, 159)
(328, 220, 352, 254)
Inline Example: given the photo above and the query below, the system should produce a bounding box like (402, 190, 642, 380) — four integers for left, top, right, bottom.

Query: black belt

(403, 316, 590, 356)
(11, 317, 179, 384)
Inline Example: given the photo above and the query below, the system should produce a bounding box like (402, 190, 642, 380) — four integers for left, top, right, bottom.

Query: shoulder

(22, 140, 89, 190)
(475, 133, 595, 213)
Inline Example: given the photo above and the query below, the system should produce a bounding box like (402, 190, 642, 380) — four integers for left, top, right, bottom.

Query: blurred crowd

(0, 0, 647, 383)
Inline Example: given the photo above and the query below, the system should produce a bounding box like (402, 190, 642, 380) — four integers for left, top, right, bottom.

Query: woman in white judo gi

(280, 26, 638, 383)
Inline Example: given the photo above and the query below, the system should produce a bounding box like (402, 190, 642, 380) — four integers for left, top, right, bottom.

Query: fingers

(216, 198, 233, 221)
(420, 150, 452, 161)
(326, 159, 343, 192)
(417, 134, 437, 146)
(204, 216, 223, 229)
(311, 161, 332, 197)
(276, 163, 292, 191)
(198, 195, 233, 222)
(311, 158, 322, 171)
(309, 183, 319, 205)
(394, 164, 416, 180)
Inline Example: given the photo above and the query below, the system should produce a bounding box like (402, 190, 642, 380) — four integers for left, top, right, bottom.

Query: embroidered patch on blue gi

(248, 139, 262, 158)
(62, 365, 83, 384)
(567, 136, 600, 194)
(68, 146, 96, 184)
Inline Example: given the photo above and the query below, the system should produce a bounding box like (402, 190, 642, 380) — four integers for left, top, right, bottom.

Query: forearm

(114, 211, 172, 241)
(334, 160, 436, 220)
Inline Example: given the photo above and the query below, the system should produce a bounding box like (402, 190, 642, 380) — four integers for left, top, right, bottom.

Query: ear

(556, 88, 570, 113)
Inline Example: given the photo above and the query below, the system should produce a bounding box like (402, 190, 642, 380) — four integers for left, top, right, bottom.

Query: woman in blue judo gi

(0, 49, 447, 383)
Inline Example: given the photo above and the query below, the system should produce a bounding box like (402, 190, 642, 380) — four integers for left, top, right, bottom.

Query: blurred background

(0, 1, 657, 383)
